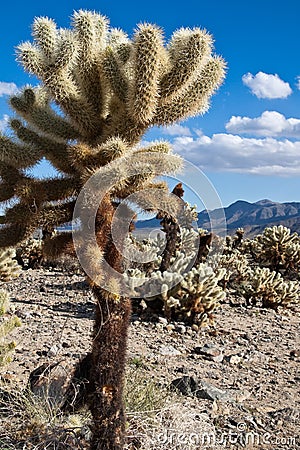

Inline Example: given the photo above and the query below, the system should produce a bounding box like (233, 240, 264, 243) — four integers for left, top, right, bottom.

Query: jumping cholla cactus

(125, 230, 226, 327)
(241, 266, 299, 309)
(0, 290, 22, 366)
(211, 249, 250, 290)
(250, 225, 300, 274)
(15, 237, 43, 269)
(0, 248, 21, 281)
(213, 226, 300, 308)
(0, 10, 225, 449)
(162, 263, 226, 326)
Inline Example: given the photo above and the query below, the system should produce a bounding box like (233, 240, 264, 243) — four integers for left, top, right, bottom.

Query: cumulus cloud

(0, 115, 9, 133)
(225, 111, 300, 138)
(0, 81, 18, 96)
(161, 124, 192, 136)
(171, 132, 300, 176)
(242, 72, 292, 99)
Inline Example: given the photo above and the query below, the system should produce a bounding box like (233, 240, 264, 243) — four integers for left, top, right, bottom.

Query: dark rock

(171, 376, 199, 396)
(193, 343, 224, 362)
(171, 376, 234, 402)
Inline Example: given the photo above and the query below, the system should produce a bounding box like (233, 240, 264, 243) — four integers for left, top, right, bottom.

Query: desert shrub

(0, 367, 178, 450)
(0, 386, 91, 449)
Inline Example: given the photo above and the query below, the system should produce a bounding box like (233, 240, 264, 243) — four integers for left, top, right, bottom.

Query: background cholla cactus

(162, 263, 226, 326)
(15, 238, 43, 269)
(0, 290, 22, 367)
(0, 10, 225, 449)
(224, 227, 245, 252)
(249, 225, 300, 275)
(211, 249, 251, 290)
(240, 266, 299, 309)
(125, 227, 226, 327)
(209, 226, 300, 309)
(0, 249, 21, 281)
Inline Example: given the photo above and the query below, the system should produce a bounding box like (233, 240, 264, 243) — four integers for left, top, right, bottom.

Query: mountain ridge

(135, 199, 300, 237)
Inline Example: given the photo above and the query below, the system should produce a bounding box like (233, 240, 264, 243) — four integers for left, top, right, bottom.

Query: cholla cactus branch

(160, 27, 213, 100)
(128, 24, 165, 125)
(102, 47, 129, 103)
(0, 135, 41, 168)
(0, 290, 21, 366)
(156, 56, 225, 124)
(0, 249, 21, 281)
(72, 11, 108, 116)
(9, 119, 77, 174)
(10, 88, 81, 142)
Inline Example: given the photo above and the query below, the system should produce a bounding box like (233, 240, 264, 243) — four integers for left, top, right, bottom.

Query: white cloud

(242, 72, 292, 99)
(161, 124, 192, 136)
(225, 111, 300, 138)
(171, 132, 300, 176)
(0, 115, 9, 133)
(296, 76, 300, 90)
(0, 81, 18, 97)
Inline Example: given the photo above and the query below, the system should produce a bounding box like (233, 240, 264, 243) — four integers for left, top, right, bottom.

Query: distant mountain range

(135, 199, 300, 237)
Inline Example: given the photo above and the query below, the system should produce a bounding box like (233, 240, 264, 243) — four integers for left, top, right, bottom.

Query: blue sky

(0, 0, 300, 209)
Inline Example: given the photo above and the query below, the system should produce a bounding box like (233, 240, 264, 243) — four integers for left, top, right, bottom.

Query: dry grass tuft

(0, 366, 217, 449)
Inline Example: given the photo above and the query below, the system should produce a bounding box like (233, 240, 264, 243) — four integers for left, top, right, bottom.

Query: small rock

(226, 354, 242, 365)
(171, 376, 233, 402)
(243, 333, 251, 341)
(290, 349, 299, 358)
(231, 389, 251, 402)
(166, 324, 175, 332)
(194, 343, 224, 362)
(62, 342, 71, 349)
(196, 380, 232, 402)
(159, 345, 181, 356)
(175, 324, 186, 334)
(171, 375, 199, 396)
(158, 317, 168, 325)
(36, 350, 48, 357)
(47, 344, 60, 357)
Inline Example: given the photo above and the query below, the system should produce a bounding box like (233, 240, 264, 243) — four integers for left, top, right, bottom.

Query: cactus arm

(127, 24, 165, 126)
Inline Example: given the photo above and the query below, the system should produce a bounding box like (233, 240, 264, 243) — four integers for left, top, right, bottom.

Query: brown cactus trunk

(90, 287, 131, 450)
(89, 195, 131, 450)
(158, 183, 184, 272)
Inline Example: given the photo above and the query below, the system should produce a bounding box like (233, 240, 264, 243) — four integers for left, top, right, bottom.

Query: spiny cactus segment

(0, 248, 21, 281)
(0, 290, 22, 367)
